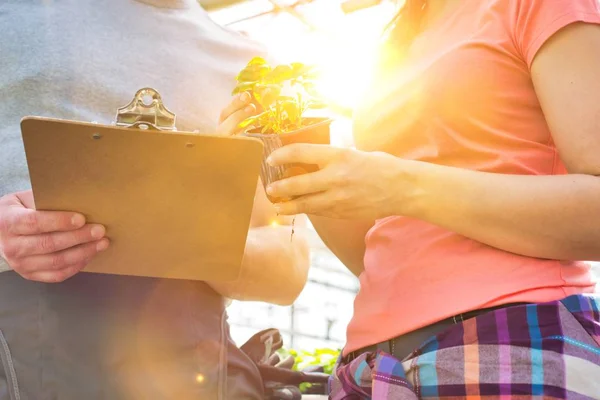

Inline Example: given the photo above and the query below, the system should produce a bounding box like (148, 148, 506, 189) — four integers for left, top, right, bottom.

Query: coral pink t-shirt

(345, 0, 600, 354)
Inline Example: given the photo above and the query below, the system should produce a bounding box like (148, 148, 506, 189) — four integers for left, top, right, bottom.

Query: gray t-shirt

(0, 0, 266, 270)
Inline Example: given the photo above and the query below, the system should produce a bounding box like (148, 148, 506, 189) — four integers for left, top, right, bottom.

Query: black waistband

(344, 302, 530, 364)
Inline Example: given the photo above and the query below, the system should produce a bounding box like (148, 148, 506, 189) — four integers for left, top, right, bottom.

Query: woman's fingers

(267, 144, 344, 168)
(273, 192, 332, 216)
(266, 169, 335, 199)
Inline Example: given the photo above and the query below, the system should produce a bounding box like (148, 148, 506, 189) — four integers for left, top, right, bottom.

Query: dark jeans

(0, 271, 263, 400)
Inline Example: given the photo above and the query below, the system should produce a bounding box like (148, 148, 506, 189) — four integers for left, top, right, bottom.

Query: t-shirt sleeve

(510, 0, 600, 68)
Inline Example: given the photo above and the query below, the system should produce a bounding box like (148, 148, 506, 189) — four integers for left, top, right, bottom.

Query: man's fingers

(8, 208, 85, 235)
(267, 353, 281, 366)
(22, 263, 87, 283)
(267, 144, 342, 168)
(218, 92, 253, 124)
(276, 355, 295, 370)
(14, 224, 106, 256)
(216, 103, 256, 137)
(17, 239, 109, 273)
(0, 191, 100, 283)
(14, 190, 36, 209)
(1, 189, 85, 235)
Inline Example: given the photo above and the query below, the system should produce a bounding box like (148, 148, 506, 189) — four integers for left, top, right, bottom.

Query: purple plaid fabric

(329, 294, 600, 399)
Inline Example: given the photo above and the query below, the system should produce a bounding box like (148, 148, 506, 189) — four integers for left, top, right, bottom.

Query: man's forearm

(208, 224, 310, 305)
(404, 162, 600, 261)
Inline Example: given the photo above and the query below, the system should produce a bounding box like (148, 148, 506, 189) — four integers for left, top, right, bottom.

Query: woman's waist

(348, 247, 594, 354)
(358, 242, 593, 316)
(363, 217, 590, 276)
(343, 301, 531, 361)
(345, 283, 595, 356)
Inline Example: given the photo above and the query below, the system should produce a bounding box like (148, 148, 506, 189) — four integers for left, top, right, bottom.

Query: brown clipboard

(20, 88, 264, 281)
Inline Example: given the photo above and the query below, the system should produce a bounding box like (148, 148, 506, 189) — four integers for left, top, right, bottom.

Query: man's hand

(215, 91, 257, 136)
(0, 191, 109, 283)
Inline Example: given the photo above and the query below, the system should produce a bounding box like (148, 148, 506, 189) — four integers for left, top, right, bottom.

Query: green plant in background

(277, 347, 341, 393)
(233, 57, 327, 134)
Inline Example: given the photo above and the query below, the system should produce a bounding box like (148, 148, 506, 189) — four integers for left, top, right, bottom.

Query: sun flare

(220, 1, 395, 113)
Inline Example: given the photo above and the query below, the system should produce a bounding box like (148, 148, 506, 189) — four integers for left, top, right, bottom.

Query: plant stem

(297, 90, 303, 130)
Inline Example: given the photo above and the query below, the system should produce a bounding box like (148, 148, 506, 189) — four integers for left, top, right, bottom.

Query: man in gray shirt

(0, 1, 309, 398)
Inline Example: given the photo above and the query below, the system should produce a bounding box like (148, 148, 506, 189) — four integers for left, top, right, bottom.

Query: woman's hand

(215, 92, 256, 136)
(265, 144, 421, 219)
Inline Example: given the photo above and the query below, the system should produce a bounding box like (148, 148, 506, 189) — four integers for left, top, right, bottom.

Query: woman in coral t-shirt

(221, 0, 600, 397)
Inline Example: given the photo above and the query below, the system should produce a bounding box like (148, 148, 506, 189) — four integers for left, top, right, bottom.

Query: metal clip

(115, 88, 176, 131)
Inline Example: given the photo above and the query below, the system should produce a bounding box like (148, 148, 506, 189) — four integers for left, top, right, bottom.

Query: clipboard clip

(115, 88, 177, 131)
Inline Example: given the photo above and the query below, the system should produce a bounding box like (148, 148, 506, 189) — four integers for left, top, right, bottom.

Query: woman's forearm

(404, 161, 600, 261)
(208, 225, 310, 305)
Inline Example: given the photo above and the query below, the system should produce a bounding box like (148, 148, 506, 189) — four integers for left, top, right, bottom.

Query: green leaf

(254, 84, 281, 108)
(302, 81, 318, 96)
(290, 62, 305, 71)
(281, 99, 301, 122)
(237, 63, 271, 82)
(264, 64, 294, 83)
(232, 81, 258, 95)
(307, 99, 328, 109)
(238, 110, 269, 130)
(247, 56, 268, 66)
(290, 62, 309, 79)
(233, 60, 330, 135)
(314, 348, 339, 355)
(238, 115, 259, 129)
(276, 95, 295, 102)
(299, 383, 312, 393)
(301, 65, 321, 80)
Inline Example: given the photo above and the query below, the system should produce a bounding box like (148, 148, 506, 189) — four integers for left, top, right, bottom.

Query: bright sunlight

(210, 0, 396, 112)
